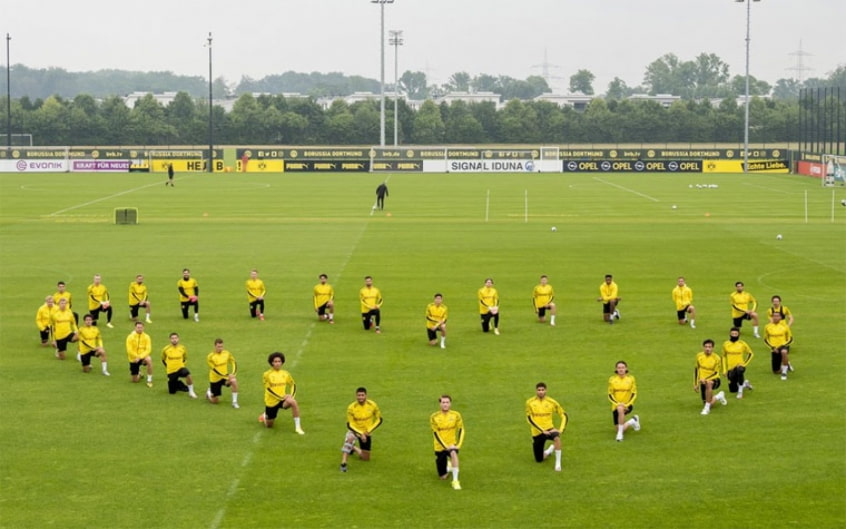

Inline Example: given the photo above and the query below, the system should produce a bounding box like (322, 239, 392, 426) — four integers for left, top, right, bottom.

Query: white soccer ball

(671, 205, 677, 210)
(841, 199, 846, 207)
(776, 234, 783, 240)
(551, 226, 557, 232)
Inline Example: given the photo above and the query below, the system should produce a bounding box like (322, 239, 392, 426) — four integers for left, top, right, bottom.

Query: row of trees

(5, 89, 842, 146)
(4, 54, 843, 102)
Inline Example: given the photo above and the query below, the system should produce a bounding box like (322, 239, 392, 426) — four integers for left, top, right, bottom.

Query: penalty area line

(592, 177, 660, 202)
(47, 177, 191, 217)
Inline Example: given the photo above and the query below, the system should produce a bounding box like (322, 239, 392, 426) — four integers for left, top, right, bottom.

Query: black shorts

(265, 401, 287, 420)
(129, 360, 144, 375)
(80, 352, 94, 367)
(733, 314, 752, 327)
(532, 432, 559, 462)
(677, 306, 690, 320)
(603, 302, 612, 314)
(317, 302, 330, 316)
(129, 303, 147, 318)
(612, 406, 633, 425)
(427, 328, 442, 340)
(537, 306, 549, 318)
(699, 378, 722, 401)
(210, 379, 229, 397)
(354, 433, 373, 451)
(56, 334, 76, 352)
(168, 368, 191, 380)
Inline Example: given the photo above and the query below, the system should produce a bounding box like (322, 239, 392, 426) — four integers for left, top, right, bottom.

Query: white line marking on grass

(593, 177, 660, 202)
(208, 222, 367, 529)
(742, 182, 796, 195)
(209, 432, 262, 529)
(47, 177, 191, 216)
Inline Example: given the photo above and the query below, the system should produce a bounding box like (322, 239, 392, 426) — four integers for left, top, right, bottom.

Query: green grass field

(0, 170, 844, 529)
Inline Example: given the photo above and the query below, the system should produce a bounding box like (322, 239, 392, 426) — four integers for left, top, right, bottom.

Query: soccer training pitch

(0, 171, 844, 529)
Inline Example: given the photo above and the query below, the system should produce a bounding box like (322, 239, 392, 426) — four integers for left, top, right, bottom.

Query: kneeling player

(161, 332, 197, 398)
(526, 382, 566, 471)
(259, 352, 305, 434)
(340, 387, 383, 472)
(78, 314, 110, 376)
(608, 361, 640, 441)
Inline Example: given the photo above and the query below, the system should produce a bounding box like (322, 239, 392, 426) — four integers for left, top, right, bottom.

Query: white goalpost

(822, 154, 846, 187)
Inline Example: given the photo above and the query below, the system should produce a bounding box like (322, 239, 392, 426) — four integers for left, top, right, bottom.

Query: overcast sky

(4, 0, 844, 93)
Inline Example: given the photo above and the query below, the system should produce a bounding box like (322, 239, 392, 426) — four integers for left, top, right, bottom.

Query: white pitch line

(208, 220, 368, 529)
(47, 176, 192, 216)
(593, 177, 660, 202)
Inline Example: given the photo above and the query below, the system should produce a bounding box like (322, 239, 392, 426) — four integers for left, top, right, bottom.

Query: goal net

(822, 154, 846, 187)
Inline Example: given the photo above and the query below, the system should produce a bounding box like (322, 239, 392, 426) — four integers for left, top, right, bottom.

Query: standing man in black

(375, 182, 389, 210)
(166, 163, 175, 187)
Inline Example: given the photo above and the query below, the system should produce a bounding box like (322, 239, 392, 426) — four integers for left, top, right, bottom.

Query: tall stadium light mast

(389, 30, 403, 146)
(207, 32, 214, 173)
(372, 0, 395, 147)
(737, 0, 760, 173)
(6, 33, 11, 148)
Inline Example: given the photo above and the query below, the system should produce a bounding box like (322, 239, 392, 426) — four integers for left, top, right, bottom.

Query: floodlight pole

(372, 0, 395, 147)
(389, 30, 403, 146)
(207, 32, 214, 173)
(738, 0, 760, 174)
(6, 33, 10, 148)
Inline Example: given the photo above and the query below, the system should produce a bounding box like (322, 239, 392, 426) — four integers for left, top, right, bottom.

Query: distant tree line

(6, 89, 846, 146)
(0, 52, 842, 146)
(3, 52, 843, 101)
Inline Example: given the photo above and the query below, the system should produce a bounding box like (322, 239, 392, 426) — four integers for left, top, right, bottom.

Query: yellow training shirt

(161, 344, 188, 374)
(526, 396, 567, 435)
(262, 368, 296, 406)
(347, 399, 383, 435)
(532, 284, 555, 310)
(608, 374, 638, 410)
(430, 410, 465, 451)
(672, 285, 693, 310)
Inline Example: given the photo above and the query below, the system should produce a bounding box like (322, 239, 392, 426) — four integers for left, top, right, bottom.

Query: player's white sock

(232, 392, 238, 404)
(550, 315, 556, 325)
(781, 365, 788, 375)
(328, 314, 334, 321)
(544, 445, 555, 457)
(188, 384, 194, 393)
(554, 450, 562, 466)
(147, 374, 153, 383)
(753, 325, 759, 335)
(625, 418, 636, 428)
(690, 319, 695, 327)
(440, 337, 446, 348)
(101, 362, 108, 373)
(451, 467, 459, 481)
(294, 417, 302, 429)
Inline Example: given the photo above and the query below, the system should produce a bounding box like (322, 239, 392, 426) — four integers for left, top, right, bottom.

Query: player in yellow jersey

(206, 338, 239, 408)
(430, 395, 465, 490)
(359, 276, 383, 333)
(246, 269, 266, 320)
(87, 274, 114, 328)
(729, 281, 760, 338)
(598, 274, 621, 324)
(340, 387, 383, 472)
(526, 382, 567, 469)
(671, 276, 696, 328)
(313, 273, 335, 323)
(51, 297, 78, 360)
(258, 352, 304, 433)
(608, 362, 640, 441)
(721, 327, 754, 398)
(764, 311, 794, 380)
(177, 268, 200, 322)
(532, 275, 556, 326)
(128, 274, 152, 324)
(425, 293, 448, 348)
(694, 339, 727, 415)
(478, 277, 500, 335)
(126, 322, 153, 387)
(161, 332, 197, 398)
(767, 295, 794, 327)
(36, 295, 55, 347)
(77, 314, 110, 375)
(53, 281, 79, 325)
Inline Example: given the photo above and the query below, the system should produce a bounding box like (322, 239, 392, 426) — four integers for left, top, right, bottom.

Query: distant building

(627, 94, 681, 108)
(533, 92, 594, 111)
